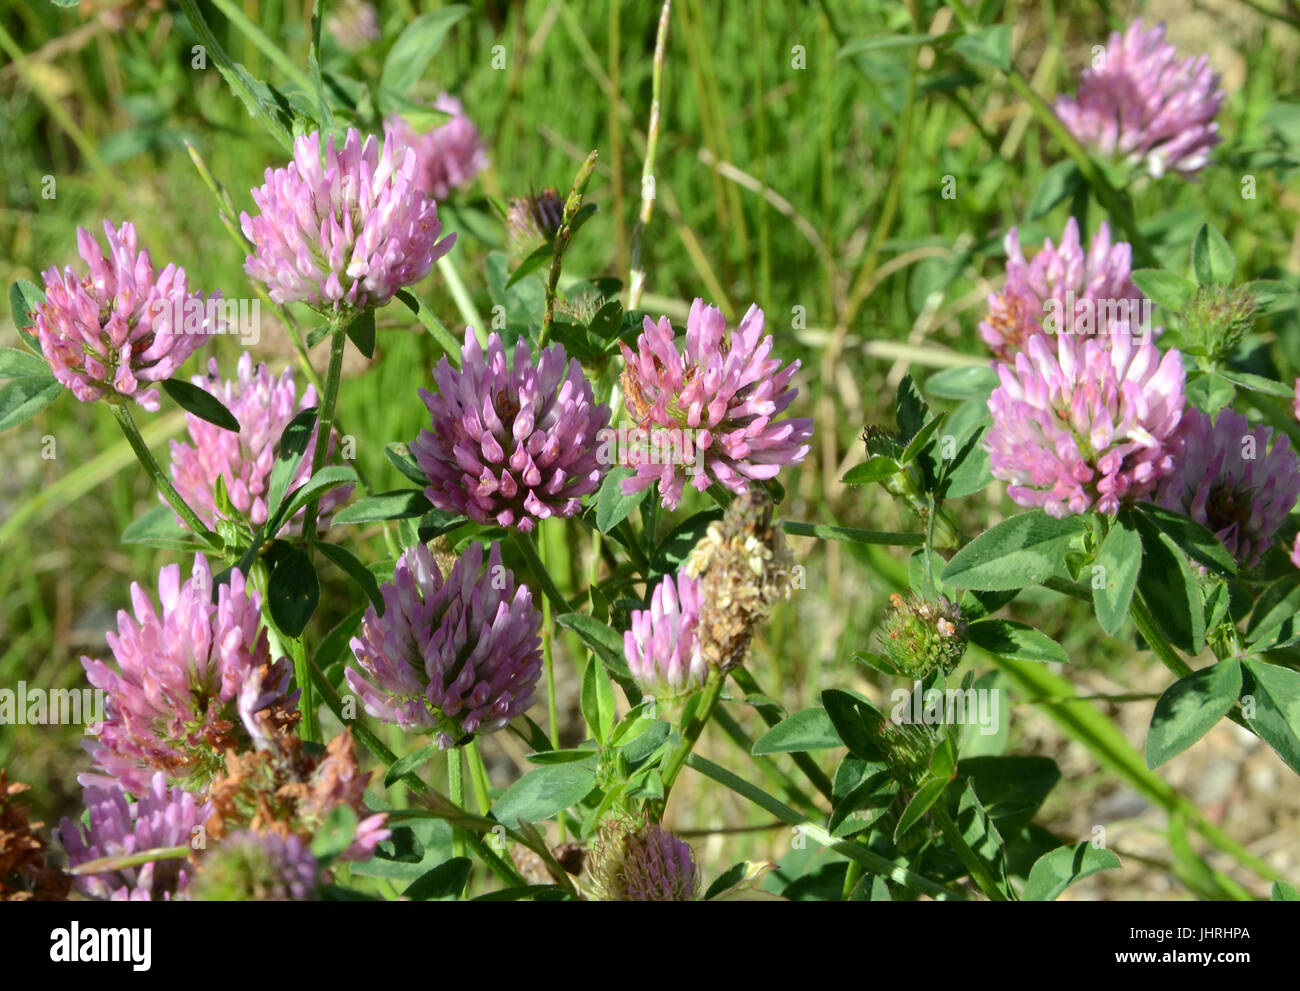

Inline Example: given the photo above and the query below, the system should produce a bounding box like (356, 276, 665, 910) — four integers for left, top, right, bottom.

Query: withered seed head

(685, 489, 796, 672)
(0, 771, 69, 901)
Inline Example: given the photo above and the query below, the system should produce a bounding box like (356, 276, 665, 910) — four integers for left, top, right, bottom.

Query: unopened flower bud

(1178, 284, 1257, 363)
(877, 717, 940, 791)
(878, 593, 967, 678)
(506, 188, 565, 258)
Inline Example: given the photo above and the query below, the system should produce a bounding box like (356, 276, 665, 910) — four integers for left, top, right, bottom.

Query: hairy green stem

(1130, 593, 1260, 739)
(659, 667, 726, 799)
(112, 404, 223, 551)
(465, 739, 493, 816)
(70, 845, 191, 875)
(712, 707, 824, 817)
(509, 528, 566, 835)
(933, 803, 1010, 901)
(687, 753, 964, 900)
(207, 0, 315, 94)
(986, 653, 1284, 885)
(510, 527, 572, 617)
(1001, 71, 1157, 268)
(286, 631, 317, 742)
(540, 149, 599, 345)
(307, 661, 536, 891)
(1129, 594, 1195, 678)
(782, 521, 925, 546)
(437, 254, 488, 347)
(448, 747, 467, 861)
(302, 321, 349, 539)
(176, 0, 294, 151)
(183, 141, 375, 495)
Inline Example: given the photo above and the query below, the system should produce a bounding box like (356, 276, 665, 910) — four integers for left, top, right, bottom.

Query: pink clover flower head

(59, 773, 207, 901)
(412, 331, 611, 532)
(1155, 406, 1300, 569)
(166, 354, 350, 532)
(980, 219, 1152, 363)
(383, 93, 488, 201)
(618, 299, 813, 509)
(985, 332, 1187, 517)
(33, 220, 217, 411)
(1054, 19, 1224, 179)
(624, 571, 707, 696)
(241, 128, 455, 312)
(346, 541, 543, 747)
(81, 554, 294, 794)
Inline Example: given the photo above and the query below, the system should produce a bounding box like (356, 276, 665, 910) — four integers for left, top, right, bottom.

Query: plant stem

(1130, 593, 1262, 739)
(112, 404, 223, 551)
(712, 707, 823, 817)
(184, 138, 374, 493)
(437, 254, 488, 347)
(510, 527, 571, 617)
(448, 747, 466, 860)
(465, 739, 493, 815)
(1129, 594, 1195, 678)
(69, 845, 192, 875)
(540, 149, 599, 346)
(539, 535, 560, 751)
(613, 520, 651, 573)
(985, 652, 1285, 885)
(933, 803, 1010, 901)
(289, 317, 349, 744)
(608, 1, 627, 278)
(687, 752, 964, 900)
(659, 667, 726, 798)
(307, 660, 536, 891)
(781, 521, 925, 546)
(284, 627, 317, 741)
(841, 860, 865, 899)
(509, 528, 566, 834)
(627, 0, 672, 309)
(938, 0, 1157, 266)
(302, 320, 348, 540)
(999, 71, 1157, 268)
(207, 0, 315, 94)
(176, 0, 294, 151)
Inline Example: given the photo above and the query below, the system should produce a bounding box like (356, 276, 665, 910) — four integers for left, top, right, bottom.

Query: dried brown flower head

(0, 770, 69, 901)
(684, 489, 797, 671)
(204, 730, 387, 861)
